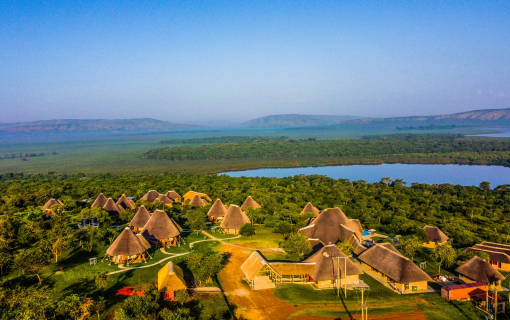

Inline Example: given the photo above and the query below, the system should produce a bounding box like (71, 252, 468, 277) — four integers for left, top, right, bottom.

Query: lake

(468, 127, 510, 138)
(221, 164, 510, 187)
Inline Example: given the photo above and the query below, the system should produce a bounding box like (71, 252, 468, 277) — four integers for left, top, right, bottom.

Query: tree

(399, 235, 421, 262)
(239, 223, 255, 239)
(14, 249, 51, 285)
(479, 181, 491, 191)
(4, 286, 53, 320)
(95, 271, 109, 296)
(43, 216, 72, 262)
(185, 252, 225, 285)
(432, 243, 457, 273)
(337, 240, 353, 255)
(159, 307, 193, 320)
(380, 177, 392, 186)
(174, 290, 189, 305)
(185, 209, 207, 235)
(78, 227, 102, 252)
(273, 221, 292, 238)
(281, 234, 312, 261)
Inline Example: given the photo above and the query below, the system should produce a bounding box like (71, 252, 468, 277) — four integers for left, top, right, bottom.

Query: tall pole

(361, 288, 364, 320)
(495, 290, 498, 320)
(344, 257, 347, 298)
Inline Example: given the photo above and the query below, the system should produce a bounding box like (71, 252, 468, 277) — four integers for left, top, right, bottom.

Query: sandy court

(216, 244, 427, 320)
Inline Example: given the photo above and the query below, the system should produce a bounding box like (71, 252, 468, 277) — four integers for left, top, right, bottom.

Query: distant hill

(0, 118, 198, 134)
(330, 108, 510, 128)
(241, 114, 360, 128)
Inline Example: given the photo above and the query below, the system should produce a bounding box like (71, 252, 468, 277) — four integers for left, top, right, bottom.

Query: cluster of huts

(207, 196, 261, 234)
(44, 193, 508, 311)
(241, 200, 507, 313)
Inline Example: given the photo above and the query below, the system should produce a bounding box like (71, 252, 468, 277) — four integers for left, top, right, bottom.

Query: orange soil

(216, 245, 427, 320)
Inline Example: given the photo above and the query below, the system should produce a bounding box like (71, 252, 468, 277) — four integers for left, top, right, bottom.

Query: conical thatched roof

(298, 207, 363, 244)
(136, 234, 152, 250)
(156, 194, 173, 205)
(106, 227, 149, 256)
(91, 193, 107, 208)
(141, 190, 160, 202)
(116, 194, 136, 210)
(241, 196, 261, 210)
(304, 244, 363, 281)
(207, 199, 228, 218)
(170, 218, 183, 232)
(130, 206, 152, 228)
(142, 210, 181, 241)
(300, 202, 320, 216)
(189, 194, 206, 207)
(43, 198, 63, 210)
(158, 261, 186, 292)
(358, 243, 432, 283)
(455, 256, 505, 284)
(103, 198, 124, 214)
(221, 205, 251, 230)
(424, 226, 449, 243)
(165, 191, 181, 201)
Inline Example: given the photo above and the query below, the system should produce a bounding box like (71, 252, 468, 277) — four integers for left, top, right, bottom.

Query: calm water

(222, 164, 510, 187)
(468, 127, 510, 138)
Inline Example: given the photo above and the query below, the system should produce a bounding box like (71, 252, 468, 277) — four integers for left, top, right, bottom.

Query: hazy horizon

(1, 1, 509, 123)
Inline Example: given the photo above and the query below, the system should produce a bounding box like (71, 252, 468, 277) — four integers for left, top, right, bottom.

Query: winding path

(108, 231, 252, 275)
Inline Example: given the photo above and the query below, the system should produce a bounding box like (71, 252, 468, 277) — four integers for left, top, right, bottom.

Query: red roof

(443, 282, 487, 291)
(472, 293, 506, 302)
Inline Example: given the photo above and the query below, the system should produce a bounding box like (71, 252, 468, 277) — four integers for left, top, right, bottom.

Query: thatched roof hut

(106, 227, 150, 257)
(116, 194, 136, 210)
(241, 196, 261, 210)
(189, 194, 206, 207)
(142, 209, 181, 241)
(466, 242, 510, 265)
(455, 257, 505, 284)
(158, 261, 186, 292)
(141, 190, 160, 202)
(358, 243, 432, 284)
(304, 244, 363, 281)
(170, 218, 183, 232)
(424, 226, 449, 243)
(221, 205, 251, 230)
(91, 193, 107, 208)
(300, 202, 320, 216)
(103, 198, 124, 216)
(165, 191, 181, 202)
(207, 199, 228, 219)
(43, 198, 63, 210)
(298, 207, 363, 244)
(241, 251, 269, 281)
(183, 191, 211, 202)
(130, 206, 152, 229)
(156, 194, 174, 205)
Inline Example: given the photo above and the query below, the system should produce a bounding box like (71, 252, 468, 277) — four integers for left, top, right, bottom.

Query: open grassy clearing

(228, 226, 284, 249)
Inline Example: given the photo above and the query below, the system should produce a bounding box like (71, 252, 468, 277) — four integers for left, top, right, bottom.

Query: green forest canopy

(1, 172, 509, 246)
(143, 134, 510, 168)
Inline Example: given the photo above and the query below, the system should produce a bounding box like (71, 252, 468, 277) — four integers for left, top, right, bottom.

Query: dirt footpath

(216, 245, 427, 320)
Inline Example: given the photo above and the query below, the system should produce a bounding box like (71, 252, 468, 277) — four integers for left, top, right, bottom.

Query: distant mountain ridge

(241, 114, 360, 128)
(334, 108, 510, 126)
(0, 118, 198, 134)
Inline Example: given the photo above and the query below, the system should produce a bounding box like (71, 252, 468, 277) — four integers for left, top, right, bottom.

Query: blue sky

(1, 1, 509, 123)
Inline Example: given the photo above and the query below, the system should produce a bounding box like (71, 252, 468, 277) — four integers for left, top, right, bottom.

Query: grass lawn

(276, 274, 487, 320)
(228, 226, 284, 249)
